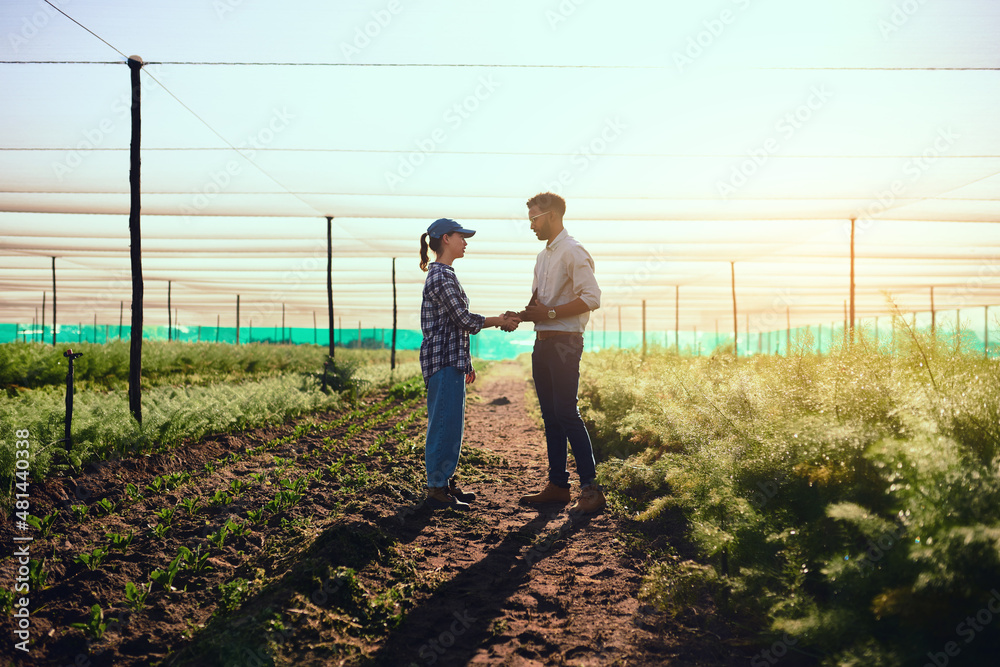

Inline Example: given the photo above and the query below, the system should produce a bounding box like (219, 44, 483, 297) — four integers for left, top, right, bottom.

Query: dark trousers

(531, 334, 597, 488)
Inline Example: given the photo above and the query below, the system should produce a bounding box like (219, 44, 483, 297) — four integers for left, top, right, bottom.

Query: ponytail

(419, 233, 443, 272)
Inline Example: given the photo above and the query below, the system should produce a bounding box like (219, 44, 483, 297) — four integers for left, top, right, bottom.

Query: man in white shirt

(514, 192, 606, 514)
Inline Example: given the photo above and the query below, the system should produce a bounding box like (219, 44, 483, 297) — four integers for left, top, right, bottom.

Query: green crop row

(0, 356, 423, 499)
(0, 340, 421, 392)
(584, 327, 1000, 665)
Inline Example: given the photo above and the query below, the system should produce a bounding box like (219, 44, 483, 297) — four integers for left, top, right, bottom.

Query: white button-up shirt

(532, 229, 601, 332)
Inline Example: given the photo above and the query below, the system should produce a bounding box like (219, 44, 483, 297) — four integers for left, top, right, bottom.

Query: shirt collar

(545, 228, 568, 251)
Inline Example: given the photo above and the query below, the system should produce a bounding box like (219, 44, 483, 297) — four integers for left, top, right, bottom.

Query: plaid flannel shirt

(420, 262, 486, 383)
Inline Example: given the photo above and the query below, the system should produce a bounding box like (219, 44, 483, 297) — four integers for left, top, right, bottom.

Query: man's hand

(466, 369, 477, 384)
(499, 311, 520, 332)
(521, 301, 551, 323)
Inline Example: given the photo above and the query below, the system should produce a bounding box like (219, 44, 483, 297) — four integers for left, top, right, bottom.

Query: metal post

(236, 294, 240, 345)
(786, 306, 791, 355)
(391, 257, 397, 370)
(617, 305, 622, 349)
(326, 216, 335, 361)
(52, 257, 57, 345)
(849, 218, 856, 345)
(930, 286, 936, 337)
(167, 280, 172, 341)
(674, 285, 679, 352)
(641, 300, 647, 357)
(843, 301, 848, 345)
(745, 313, 749, 357)
(731, 262, 738, 358)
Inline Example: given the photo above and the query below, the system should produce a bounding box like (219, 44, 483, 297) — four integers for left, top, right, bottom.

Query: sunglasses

(529, 211, 550, 223)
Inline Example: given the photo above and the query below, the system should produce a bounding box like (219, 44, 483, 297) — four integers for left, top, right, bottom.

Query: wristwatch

(547, 309, 556, 319)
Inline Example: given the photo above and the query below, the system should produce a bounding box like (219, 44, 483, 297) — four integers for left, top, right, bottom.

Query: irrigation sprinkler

(62, 348, 84, 451)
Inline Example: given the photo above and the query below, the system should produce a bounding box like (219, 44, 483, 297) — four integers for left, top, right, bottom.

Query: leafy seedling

(108, 531, 134, 553)
(124, 581, 152, 612)
(71, 604, 117, 640)
(74, 546, 109, 571)
(26, 510, 59, 538)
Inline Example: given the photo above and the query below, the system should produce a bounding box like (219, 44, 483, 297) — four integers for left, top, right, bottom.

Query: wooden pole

(326, 216, 335, 360)
(127, 55, 144, 424)
(849, 218, 856, 345)
(391, 257, 397, 370)
(52, 257, 57, 345)
(236, 294, 240, 345)
(730, 261, 738, 358)
(167, 280, 172, 341)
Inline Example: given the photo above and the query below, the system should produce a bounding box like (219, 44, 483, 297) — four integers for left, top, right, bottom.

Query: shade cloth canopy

(2, 0, 999, 336)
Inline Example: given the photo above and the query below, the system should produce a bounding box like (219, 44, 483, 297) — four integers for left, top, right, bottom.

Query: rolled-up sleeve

(569, 247, 601, 311)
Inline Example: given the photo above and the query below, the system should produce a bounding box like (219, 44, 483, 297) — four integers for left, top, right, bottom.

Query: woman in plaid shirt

(419, 218, 517, 510)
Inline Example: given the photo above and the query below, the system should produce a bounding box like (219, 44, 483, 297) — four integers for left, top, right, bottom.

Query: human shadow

(363, 509, 592, 667)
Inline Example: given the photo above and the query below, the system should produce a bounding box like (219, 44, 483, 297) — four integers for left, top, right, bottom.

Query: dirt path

(368, 361, 746, 666)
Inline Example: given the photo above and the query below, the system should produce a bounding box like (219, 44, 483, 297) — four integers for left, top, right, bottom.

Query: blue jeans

(425, 366, 466, 488)
(531, 334, 596, 488)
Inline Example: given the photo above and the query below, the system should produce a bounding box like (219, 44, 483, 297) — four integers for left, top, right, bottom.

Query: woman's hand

(499, 311, 521, 332)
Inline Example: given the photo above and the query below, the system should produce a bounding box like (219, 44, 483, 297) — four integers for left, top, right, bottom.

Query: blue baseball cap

(427, 218, 476, 239)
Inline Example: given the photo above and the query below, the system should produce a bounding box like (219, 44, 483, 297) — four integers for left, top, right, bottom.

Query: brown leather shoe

(426, 486, 470, 511)
(570, 484, 606, 514)
(519, 482, 571, 505)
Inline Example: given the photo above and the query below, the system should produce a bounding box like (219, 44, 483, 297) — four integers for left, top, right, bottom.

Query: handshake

(488, 303, 555, 333)
(493, 311, 522, 333)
